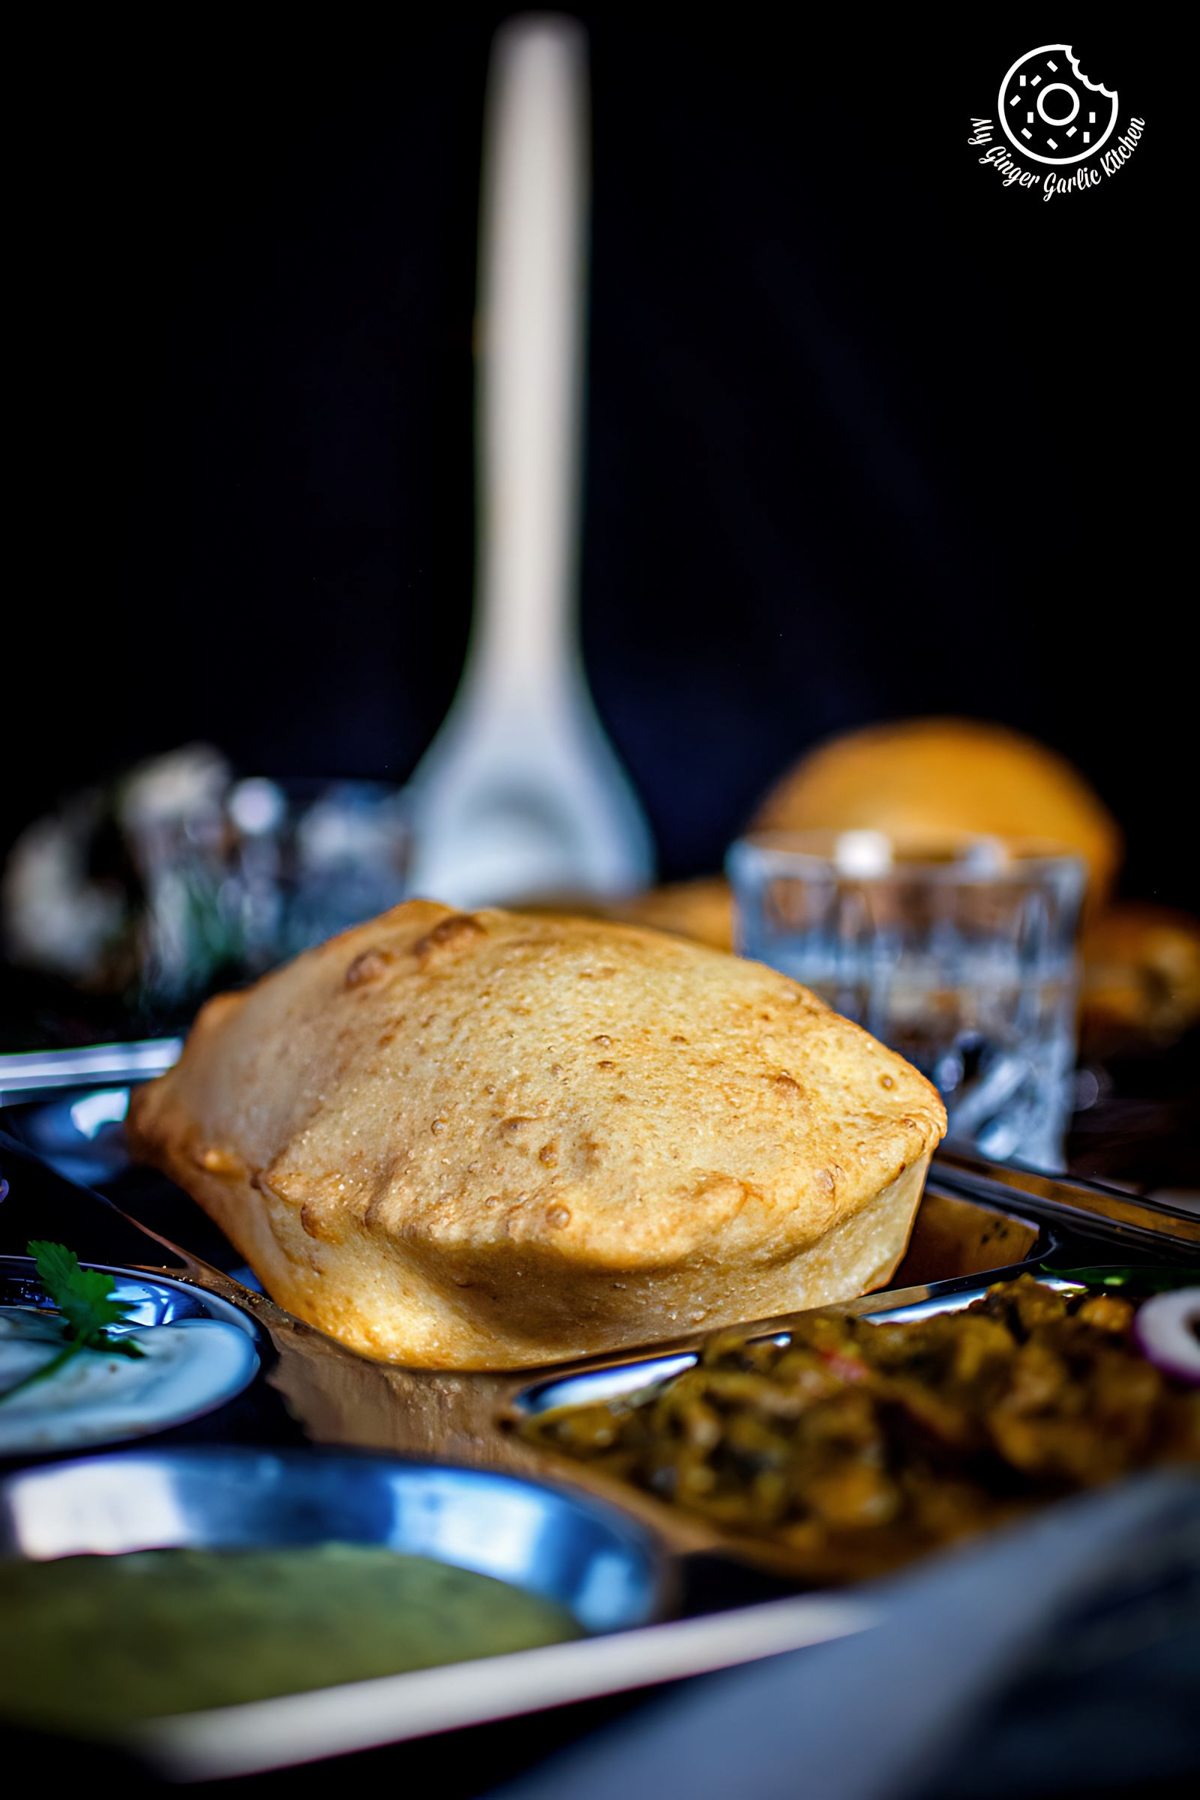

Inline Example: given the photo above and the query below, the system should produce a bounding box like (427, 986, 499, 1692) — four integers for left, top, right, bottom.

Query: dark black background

(7, 14, 1183, 901)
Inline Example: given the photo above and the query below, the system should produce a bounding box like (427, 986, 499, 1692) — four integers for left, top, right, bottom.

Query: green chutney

(0, 1543, 580, 1734)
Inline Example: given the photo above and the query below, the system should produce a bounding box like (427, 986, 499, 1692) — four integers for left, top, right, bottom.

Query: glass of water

(728, 830, 1087, 1170)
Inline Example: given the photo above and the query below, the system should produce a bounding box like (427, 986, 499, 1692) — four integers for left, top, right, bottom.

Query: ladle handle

(467, 15, 588, 713)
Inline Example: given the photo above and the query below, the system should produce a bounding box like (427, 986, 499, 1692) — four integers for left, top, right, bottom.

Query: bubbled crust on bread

(128, 901, 945, 1367)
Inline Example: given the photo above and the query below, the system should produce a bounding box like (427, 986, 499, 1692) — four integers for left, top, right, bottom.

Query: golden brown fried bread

(753, 719, 1121, 907)
(1081, 903, 1200, 1054)
(615, 877, 735, 952)
(517, 880, 734, 953)
(127, 901, 945, 1369)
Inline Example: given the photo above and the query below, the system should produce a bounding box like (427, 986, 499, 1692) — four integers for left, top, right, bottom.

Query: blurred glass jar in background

(728, 830, 1087, 1170)
(220, 775, 413, 974)
(2, 747, 412, 1029)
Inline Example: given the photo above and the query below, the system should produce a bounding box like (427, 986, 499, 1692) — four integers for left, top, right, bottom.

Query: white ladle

(406, 15, 654, 908)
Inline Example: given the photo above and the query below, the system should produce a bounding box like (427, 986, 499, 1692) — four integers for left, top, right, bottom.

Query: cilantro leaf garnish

(0, 1241, 146, 1404)
(29, 1241, 145, 1345)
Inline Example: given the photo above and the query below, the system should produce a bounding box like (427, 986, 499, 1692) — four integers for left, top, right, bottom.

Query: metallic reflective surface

(512, 1280, 1085, 1418)
(934, 1146, 1200, 1252)
(0, 1257, 258, 1337)
(0, 1446, 669, 1637)
(0, 1261, 261, 1451)
(1, 1080, 1195, 1776)
(0, 1038, 181, 1099)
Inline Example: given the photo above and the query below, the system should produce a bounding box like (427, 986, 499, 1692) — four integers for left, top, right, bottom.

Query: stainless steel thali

(0, 1047, 1197, 1777)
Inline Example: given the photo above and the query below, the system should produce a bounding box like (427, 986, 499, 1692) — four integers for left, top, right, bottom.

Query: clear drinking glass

(128, 777, 413, 1009)
(728, 830, 1087, 1170)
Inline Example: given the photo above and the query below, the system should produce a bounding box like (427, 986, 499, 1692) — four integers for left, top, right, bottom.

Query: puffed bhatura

(615, 877, 735, 953)
(127, 902, 946, 1369)
(1080, 902, 1200, 1053)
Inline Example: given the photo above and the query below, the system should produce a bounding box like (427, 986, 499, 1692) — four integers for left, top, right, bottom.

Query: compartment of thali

(510, 1278, 1075, 1422)
(889, 1184, 1046, 1285)
(510, 1270, 1200, 1587)
(0, 1446, 668, 1742)
(0, 1254, 261, 1458)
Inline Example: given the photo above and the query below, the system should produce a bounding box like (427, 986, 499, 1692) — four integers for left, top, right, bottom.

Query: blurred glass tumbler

(728, 831, 1087, 1169)
(129, 777, 413, 1008)
(0, 750, 415, 1036)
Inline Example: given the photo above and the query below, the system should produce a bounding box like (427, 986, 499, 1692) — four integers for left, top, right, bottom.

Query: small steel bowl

(0, 1445, 670, 1637)
(0, 1258, 260, 1455)
(0, 1255, 258, 1333)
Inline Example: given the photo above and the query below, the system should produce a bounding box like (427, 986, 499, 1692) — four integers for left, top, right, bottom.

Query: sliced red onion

(1134, 1288, 1200, 1386)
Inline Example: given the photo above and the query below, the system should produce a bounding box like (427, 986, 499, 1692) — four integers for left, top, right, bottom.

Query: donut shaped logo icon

(999, 45, 1118, 165)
